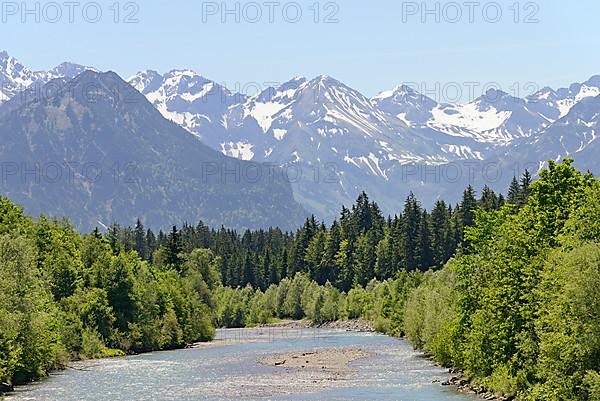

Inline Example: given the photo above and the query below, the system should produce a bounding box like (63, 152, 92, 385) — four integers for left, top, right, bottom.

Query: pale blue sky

(2, 0, 599, 98)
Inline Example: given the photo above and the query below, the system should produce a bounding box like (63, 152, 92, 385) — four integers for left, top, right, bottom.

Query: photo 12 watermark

(5, 76, 145, 106)
(399, 161, 541, 184)
(1, 162, 139, 184)
(216, 326, 340, 345)
(0, 1, 140, 24)
(401, 2, 540, 24)
(392, 81, 541, 104)
(201, 161, 341, 185)
(201, 1, 340, 24)
(198, 160, 543, 186)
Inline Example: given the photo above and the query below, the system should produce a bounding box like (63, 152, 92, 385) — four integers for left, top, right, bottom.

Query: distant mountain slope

(0, 71, 306, 231)
(496, 94, 600, 175)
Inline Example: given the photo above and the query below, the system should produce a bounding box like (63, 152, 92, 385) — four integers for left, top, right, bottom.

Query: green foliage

(584, 372, 600, 401)
(403, 269, 455, 365)
(400, 159, 600, 400)
(529, 244, 600, 400)
(0, 234, 62, 384)
(0, 197, 217, 386)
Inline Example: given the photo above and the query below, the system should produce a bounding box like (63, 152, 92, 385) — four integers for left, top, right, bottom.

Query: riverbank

(256, 319, 375, 332)
(441, 373, 516, 401)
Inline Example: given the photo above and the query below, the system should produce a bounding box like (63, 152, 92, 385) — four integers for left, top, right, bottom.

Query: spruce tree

(460, 185, 478, 229)
(280, 248, 289, 280)
(134, 219, 147, 260)
(242, 252, 254, 287)
(507, 176, 520, 204)
(402, 193, 422, 271)
(430, 200, 451, 268)
(418, 210, 432, 271)
(518, 169, 533, 207)
(479, 185, 500, 211)
(146, 229, 157, 260)
(165, 225, 182, 268)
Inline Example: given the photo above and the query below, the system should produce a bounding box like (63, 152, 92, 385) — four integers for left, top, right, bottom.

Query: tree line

(107, 174, 532, 293)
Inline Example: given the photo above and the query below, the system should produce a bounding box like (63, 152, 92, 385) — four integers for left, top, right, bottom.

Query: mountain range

(0, 53, 305, 231)
(1, 50, 599, 225)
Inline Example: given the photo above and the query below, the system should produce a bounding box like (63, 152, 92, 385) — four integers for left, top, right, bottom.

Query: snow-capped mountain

(33, 61, 98, 83)
(526, 76, 600, 120)
(372, 77, 600, 148)
(125, 64, 600, 218)
(373, 86, 553, 145)
(222, 75, 454, 215)
(125, 70, 495, 216)
(0, 51, 35, 102)
(371, 84, 438, 128)
(227, 75, 453, 165)
(0, 52, 97, 103)
(128, 69, 242, 146)
(500, 94, 600, 172)
(2, 50, 599, 221)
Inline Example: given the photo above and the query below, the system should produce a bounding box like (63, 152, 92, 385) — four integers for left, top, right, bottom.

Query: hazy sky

(3, 0, 599, 99)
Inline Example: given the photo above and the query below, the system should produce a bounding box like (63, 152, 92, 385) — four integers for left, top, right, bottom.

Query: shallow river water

(8, 328, 476, 401)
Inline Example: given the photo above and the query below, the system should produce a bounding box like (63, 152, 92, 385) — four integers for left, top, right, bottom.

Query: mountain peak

(278, 76, 307, 90)
(311, 74, 342, 86)
(474, 88, 513, 106)
(372, 84, 424, 101)
(290, 75, 307, 82)
(49, 61, 98, 78)
(165, 69, 204, 79)
(0, 52, 35, 98)
(585, 74, 600, 87)
(128, 69, 160, 80)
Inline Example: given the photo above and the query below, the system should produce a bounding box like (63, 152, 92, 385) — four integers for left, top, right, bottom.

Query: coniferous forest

(1, 159, 599, 400)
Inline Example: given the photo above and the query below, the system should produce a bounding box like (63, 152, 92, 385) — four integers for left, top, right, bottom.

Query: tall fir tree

(134, 219, 147, 260)
(507, 176, 521, 204)
(165, 225, 182, 268)
(429, 200, 451, 269)
(518, 169, 533, 207)
(418, 210, 432, 271)
(402, 193, 422, 271)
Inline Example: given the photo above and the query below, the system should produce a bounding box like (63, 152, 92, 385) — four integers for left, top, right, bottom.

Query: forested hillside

(1, 160, 598, 401)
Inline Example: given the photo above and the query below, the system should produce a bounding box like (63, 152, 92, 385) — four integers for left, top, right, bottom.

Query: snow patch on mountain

(556, 85, 600, 118)
(273, 129, 287, 140)
(429, 103, 512, 134)
(245, 100, 289, 133)
(221, 141, 255, 160)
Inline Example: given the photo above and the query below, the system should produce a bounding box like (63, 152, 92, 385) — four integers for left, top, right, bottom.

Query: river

(7, 327, 476, 400)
